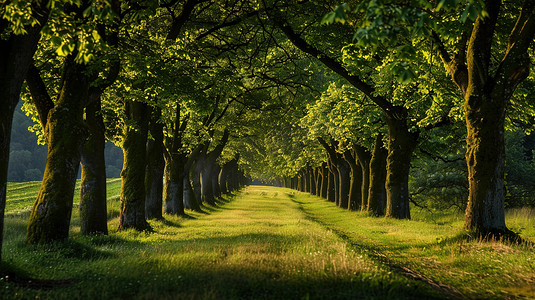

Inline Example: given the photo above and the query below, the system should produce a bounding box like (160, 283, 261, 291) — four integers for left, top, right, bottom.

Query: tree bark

(80, 97, 108, 235)
(191, 154, 205, 206)
(385, 108, 418, 219)
(433, 0, 535, 235)
(27, 56, 89, 243)
(314, 167, 321, 196)
(163, 152, 185, 215)
(327, 165, 336, 202)
(354, 145, 371, 211)
(320, 163, 328, 199)
(0, 0, 49, 257)
(212, 164, 222, 199)
(118, 100, 150, 231)
(368, 135, 388, 216)
(344, 149, 362, 211)
(337, 160, 351, 209)
(308, 167, 316, 195)
(200, 129, 229, 205)
(145, 108, 165, 220)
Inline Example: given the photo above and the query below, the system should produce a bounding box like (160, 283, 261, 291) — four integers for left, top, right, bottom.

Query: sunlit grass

(5, 178, 122, 215)
(2, 185, 439, 299)
(3, 184, 534, 299)
(291, 190, 535, 299)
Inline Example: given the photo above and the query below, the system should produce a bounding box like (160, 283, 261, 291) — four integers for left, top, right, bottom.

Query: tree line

(2, 0, 535, 264)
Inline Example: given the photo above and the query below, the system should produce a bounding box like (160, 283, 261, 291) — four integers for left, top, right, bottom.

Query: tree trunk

(464, 98, 507, 233)
(118, 100, 150, 231)
(27, 57, 89, 243)
(338, 160, 351, 209)
(200, 162, 216, 206)
(212, 164, 221, 199)
(191, 156, 204, 206)
(460, 2, 527, 235)
(344, 150, 362, 211)
(309, 167, 316, 195)
(145, 108, 165, 220)
(321, 163, 328, 199)
(1, 1, 50, 256)
(183, 175, 199, 208)
(315, 167, 321, 196)
(327, 166, 336, 202)
(163, 153, 185, 215)
(80, 97, 107, 235)
(219, 167, 229, 194)
(368, 135, 388, 216)
(354, 145, 371, 211)
(385, 108, 418, 219)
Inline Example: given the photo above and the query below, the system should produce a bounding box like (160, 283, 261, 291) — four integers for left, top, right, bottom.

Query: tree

(25, 0, 121, 241)
(0, 0, 49, 258)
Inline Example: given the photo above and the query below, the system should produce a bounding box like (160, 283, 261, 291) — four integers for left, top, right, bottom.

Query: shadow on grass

(0, 261, 76, 290)
(290, 197, 465, 299)
(0, 258, 444, 299)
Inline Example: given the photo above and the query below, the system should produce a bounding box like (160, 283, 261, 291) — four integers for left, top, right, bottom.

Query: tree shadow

(0, 261, 76, 290)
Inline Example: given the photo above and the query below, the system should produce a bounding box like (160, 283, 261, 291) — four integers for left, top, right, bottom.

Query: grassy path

(1, 185, 441, 299)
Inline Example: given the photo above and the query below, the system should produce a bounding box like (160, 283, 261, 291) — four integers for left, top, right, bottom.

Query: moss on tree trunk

(354, 145, 371, 212)
(163, 153, 185, 215)
(119, 100, 150, 231)
(211, 164, 221, 199)
(385, 109, 418, 219)
(464, 99, 507, 234)
(344, 150, 361, 211)
(27, 57, 89, 243)
(26, 106, 84, 242)
(80, 98, 108, 235)
(368, 135, 388, 216)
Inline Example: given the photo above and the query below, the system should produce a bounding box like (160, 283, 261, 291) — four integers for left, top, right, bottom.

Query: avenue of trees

(2, 0, 535, 263)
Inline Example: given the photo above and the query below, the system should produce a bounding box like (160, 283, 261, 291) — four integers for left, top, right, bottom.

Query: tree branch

(272, 16, 394, 112)
(26, 64, 54, 129)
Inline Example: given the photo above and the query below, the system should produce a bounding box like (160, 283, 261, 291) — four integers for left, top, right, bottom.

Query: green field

(1, 184, 534, 299)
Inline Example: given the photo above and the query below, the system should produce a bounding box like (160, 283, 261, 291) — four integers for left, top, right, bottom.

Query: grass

(1, 184, 534, 299)
(291, 192, 535, 299)
(5, 178, 122, 215)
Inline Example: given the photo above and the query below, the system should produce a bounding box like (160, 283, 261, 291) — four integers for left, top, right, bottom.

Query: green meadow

(1, 183, 534, 299)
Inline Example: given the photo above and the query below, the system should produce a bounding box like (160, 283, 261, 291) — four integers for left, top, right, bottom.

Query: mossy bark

(464, 95, 507, 233)
(327, 167, 336, 202)
(145, 108, 165, 220)
(219, 167, 229, 194)
(349, 163, 363, 211)
(345, 152, 362, 211)
(308, 168, 316, 195)
(211, 164, 221, 199)
(27, 57, 89, 243)
(80, 97, 108, 235)
(368, 135, 388, 216)
(337, 161, 351, 209)
(460, 2, 530, 235)
(354, 145, 371, 211)
(314, 167, 321, 196)
(191, 157, 204, 206)
(119, 100, 150, 231)
(200, 161, 217, 206)
(183, 176, 198, 208)
(320, 163, 328, 199)
(385, 108, 418, 219)
(163, 153, 185, 215)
